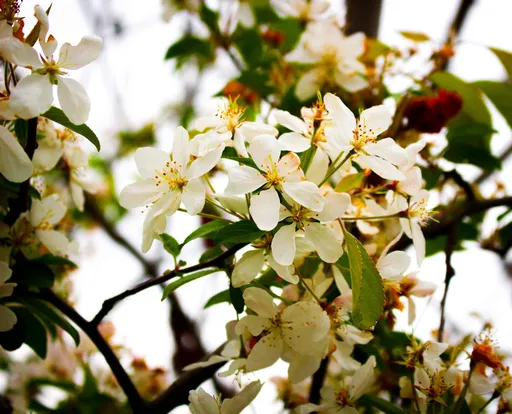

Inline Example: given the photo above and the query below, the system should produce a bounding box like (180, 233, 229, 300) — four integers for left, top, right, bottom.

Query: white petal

(0, 37, 43, 68)
(295, 68, 324, 101)
(317, 192, 351, 222)
(349, 356, 376, 401)
(267, 254, 299, 284)
(278, 132, 311, 152)
(10, 73, 53, 119)
(0, 262, 13, 285)
(221, 381, 262, 414)
(225, 165, 266, 195)
(57, 76, 90, 125)
(356, 154, 406, 181)
(274, 110, 308, 134)
(242, 287, 278, 319)
(181, 179, 205, 215)
(271, 224, 297, 266)
(340, 32, 366, 58)
(145, 190, 180, 222)
(282, 301, 330, 350)
(32, 143, 63, 172)
(70, 180, 85, 211)
(189, 388, 220, 414)
(235, 315, 269, 337)
(0, 305, 17, 332)
(377, 251, 411, 279)
(183, 355, 231, 372)
(194, 116, 221, 132)
(249, 134, 280, 171)
(36, 229, 70, 256)
(142, 214, 167, 253)
(250, 188, 280, 231)
(335, 71, 369, 93)
(58, 35, 103, 69)
(306, 147, 329, 185)
(0, 126, 33, 182)
(365, 138, 407, 167)
(324, 93, 356, 140)
(172, 126, 191, 168)
(135, 147, 170, 178)
(399, 166, 423, 196)
(276, 151, 302, 179)
(333, 266, 351, 296)
(304, 222, 343, 263)
(288, 354, 322, 384)
(232, 249, 265, 287)
(411, 221, 425, 266)
(119, 179, 162, 208)
(359, 105, 393, 137)
(246, 331, 283, 371)
(187, 145, 223, 180)
(282, 181, 325, 212)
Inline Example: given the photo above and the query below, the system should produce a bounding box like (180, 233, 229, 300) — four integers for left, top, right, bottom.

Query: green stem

(177, 208, 232, 222)
(452, 363, 474, 413)
(476, 392, 499, 414)
(301, 145, 318, 175)
(409, 370, 422, 414)
(205, 198, 245, 219)
(341, 214, 401, 221)
(296, 269, 323, 304)
(319, 150, 353, 186)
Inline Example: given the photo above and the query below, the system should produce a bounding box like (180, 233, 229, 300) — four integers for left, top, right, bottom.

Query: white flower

(286, 22, 368, 100)
(225, 134, 325, 230)
(0, 6, 102, 124)
(271, 191, 351, 265)
(119, 127, 223, 252)
(399, 273, 437, 324)
(271, 0, 331, 21)
(28, 194, 73, 257)
(235, 287, 330, 372)
(188, 381, 262, 414)
(396, 140, 426, 197)
(324, 93, 408, 181)
(0, 125, 33, 182)
(0, 261, 17, 332)
(376, 231, 411, 281)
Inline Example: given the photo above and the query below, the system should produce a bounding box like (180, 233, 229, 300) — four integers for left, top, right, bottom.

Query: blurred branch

(345, 0, 383, 37)
(309, 357, 329, 404)
(42, 289, 147, 413)
(91, 243, 243, 324)
(438, 226, 457, 342)
(443, 169, 476, 201)
(473, 141, 512, 185)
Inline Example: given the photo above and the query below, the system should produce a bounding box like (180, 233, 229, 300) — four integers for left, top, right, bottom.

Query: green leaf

(444, 123, 500, 170)
(233, 28, 263, 67)
(14, 119, 28, 143)
(363, 39, 390, 62)
(199, 245, 225, 263)
(335, 172, 366, 193)
(161, 269, 217, 300)
(165, 36, 213, 61)
(200, 3, 219, 33)
(237, 71, 275, 98)
(475, 81, 512, 128)
(268, 19, 301, 52)
(204, 289, 231, 308)
(22, 298, 80, 346)
(182, 220, 230, 246)
(13, 260, 55, 288)
(222, 146, 259, 169)
(42, 106, 100, 151)
(399, 31, 430, 42)
(359, 394, 405, 414)
(490, 47, 512, 82)
(159, 233, 181, 258)
(32, 254, 77, 268)
(344, 230, 384, 330)
(214, 220, 266, 245)
(13, 307, 47, 359)
(229, 283, 245, 313)
(429, 72, 491, 126)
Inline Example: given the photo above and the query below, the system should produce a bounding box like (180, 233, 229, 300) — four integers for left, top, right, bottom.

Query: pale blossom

(119, 127, 223, 252)
(324, 93, 408, 181)
(0, 125, 33, 182)
(0, 6, 102, 124)
(271, 0, 331, 21)
(0, 261, 17, 332)
(225, 134, 325, 231)
(286, 22, 368, 100)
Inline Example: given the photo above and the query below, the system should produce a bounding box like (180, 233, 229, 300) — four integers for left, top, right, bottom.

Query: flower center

(264, 163, 283, 187)
(336, 388, 350, 406)
(153, 161, 187, 191)
(39, 58, 67, 77)
(216, 99, 245, 132)
(352, 119, 378, 150)
(408, 199, 430, 226)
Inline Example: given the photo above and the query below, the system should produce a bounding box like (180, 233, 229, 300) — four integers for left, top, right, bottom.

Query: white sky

(10, 0, 512, 412)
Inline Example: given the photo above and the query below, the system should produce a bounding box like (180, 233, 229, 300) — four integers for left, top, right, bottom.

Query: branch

(345, 0, 383, 37)
(92, 243, 244, 325)
(437, 226, 457, 342)
(41, 290, 147, 413)
(473, 141, 512, 185)
(147, 344, 227, 414)
(308, 357, 329, 404)
(443, 169, 476, 201)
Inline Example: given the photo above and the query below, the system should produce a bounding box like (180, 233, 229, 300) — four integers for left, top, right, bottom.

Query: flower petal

(267, 254, 299, 284)
(355, 154, 406, 181)
(278, 132, 311, 152)
(119, 179, 162, 208)
(187, 145, 223, 180)
(36, 229, 70, 256)
(304, 222, 343, 263)
(0, 125, 33, 182)
(182, 179, 205, 215)
(57, 76, 90, 124)
(324, 93, 356, 144)
(188, 388, 220, 414)
(249, 134, 280, 171)
(10, 73, 53, 119)
(377, 251, 410, 279)
(317, 192, 351, 222)
(295, 68, 324, 101)
(222, 381, 262, 414)
(225, 165, 266, 195)
(0, 37, 43, 69)
(58, 35, 103, 69)
(364, 138, 407, 167)
(274, 110, 308, 134)
(0, 305, 17, 332)
(271, 223, 297, 266)
(359, 105, 393, 137)
(306, 147, 329, 185)
(246, 331, 283, 371)
(411, 221, 425, 266)
(135, 147, 170, 178)
(242, 287, 278, 319)
(282, 180, 325, 212)
(172, 126, 191, 167)
(250, 188, 280, 231)
(232, 249, 265, 287)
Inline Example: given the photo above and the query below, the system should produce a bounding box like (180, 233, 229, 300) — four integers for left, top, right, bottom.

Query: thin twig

(438, 226, 456, 342)
(444, 169, 476, 201)
(308, 357, 329, 404)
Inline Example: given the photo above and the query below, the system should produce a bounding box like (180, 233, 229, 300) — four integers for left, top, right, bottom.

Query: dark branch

(444, 169, 476, 202)
(438, 226, 457, 342)
(42, 290, 147, 413)
(473, 141, 512, 185)
(309, 357, 329, 404)
(345, 0, 383, 37)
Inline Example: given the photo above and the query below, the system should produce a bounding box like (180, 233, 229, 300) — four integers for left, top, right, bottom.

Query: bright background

(9, 0, 512, 412)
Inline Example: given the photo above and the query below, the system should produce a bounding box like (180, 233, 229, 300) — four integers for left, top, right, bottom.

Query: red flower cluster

(404, 89, 463, 133)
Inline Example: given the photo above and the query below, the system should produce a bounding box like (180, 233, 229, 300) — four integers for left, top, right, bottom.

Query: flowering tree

(1, 1, 512, 413)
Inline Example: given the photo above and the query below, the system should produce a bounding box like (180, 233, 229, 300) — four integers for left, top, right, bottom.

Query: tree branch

(345, 0, 383, 37)
(309, 357, 329, 404)
(473, 141, 512, 185)
(437, 226, 457, 342)
(92, 243, 244, 325)
(41, 289, 147, 413)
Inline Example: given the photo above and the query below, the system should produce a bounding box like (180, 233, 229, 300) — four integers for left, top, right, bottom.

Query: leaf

(335, 172, 366, 193)
(222, 146, 259, 169)
(363, 39, 390, 63)
(344, 230, 384, 330)
(268, 19, 302, 52)
(475, 80, 512, 128)
(229, 283, 245, 313)
(233, 28, 263, 67)
(444, 123, 500, 170)
(32, 254, 77, 268)
(429, 72, 491, 126)
(237, 71, 275, 98)
(161, 269, 217, 300)
(165, 36, 213, 61)
(13, 260, 55, 288)
(182, 220, 230, 246)
(359, 394, 406, 414)
(490, 47, 512, 82)
(159, 233, 181, 258)
(22, 298, 80, 346)
(214, 220, 266, 245)
(13, 307, 47, 359)
(42, 106, 100, 151)
(200, 3, 219, 33)
(199, 245, 225, 263)
(399, 31, 430, 42)
(204, 289, 231, 308)
(14, 119, 28, 143)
